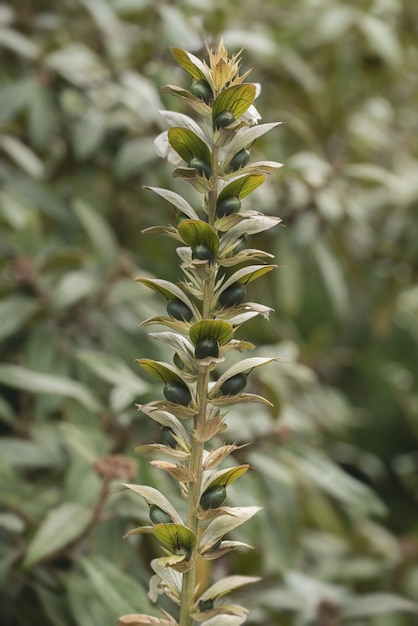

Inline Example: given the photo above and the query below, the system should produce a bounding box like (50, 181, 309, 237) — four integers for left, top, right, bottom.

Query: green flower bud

(218, 282, 246, 307)
(216, 196, 241, 218)
(213, 110, 235, 130)
(228, 148, 250, 172)
(161, 426, 177, 448)
(190, 79, 212, 103)
(167, 298, 193, 322)
(164, 381, 192, 406)
(220, 372, 247, 396)
(149, 504, 173, 525)
(174, 544, 192, 561)
(200, 484, 226, 510)
(199, 599, 214, 612)
(195, 336, 219, 360)
(189, 157, 211, 179)
(192, 244, 215, 264)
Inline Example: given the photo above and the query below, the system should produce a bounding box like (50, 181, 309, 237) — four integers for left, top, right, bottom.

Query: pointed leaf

(136, 278, 196, 311)
(224, 123, 282, 159)
(161, 85, 211, 115)
(136, 359, 185, 384)
(204, 465, 250, 491)
(24, 503, 92, 568)
(144, 186, 199, 220)
(199, 507, 261, 554)
(198, 575, 260, 602)
(203, 444, 247, 470)
(122, 484, 183, 524)
(168, 128, 211, 165)
(170, 47, 208, 80)
(210, 357, 279, 397)
(149, 461, 192, 483)
(0, 364, 101, 412)
(218, 173, 267, 201)
(341, 593, 418, 619)
(213, 85, 256, 121)
(118, 615, 174, 626)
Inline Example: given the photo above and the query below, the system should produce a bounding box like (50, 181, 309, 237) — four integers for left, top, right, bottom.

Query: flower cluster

(119, 40, 283, 626)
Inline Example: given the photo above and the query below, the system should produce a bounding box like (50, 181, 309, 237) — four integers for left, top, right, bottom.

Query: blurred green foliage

(0, 1, 417, 625)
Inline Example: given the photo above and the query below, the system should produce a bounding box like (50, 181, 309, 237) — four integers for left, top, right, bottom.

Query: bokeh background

(1, 1, 418, 625)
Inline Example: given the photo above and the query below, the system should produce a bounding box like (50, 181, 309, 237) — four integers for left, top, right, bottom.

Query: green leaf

(76, 350, 149, 395)
(167, 127, 211, 164)
(218, 173, 267, 201)
(341, 593, 418, 619)
(177, 219, 219, 251)
(136, 359, 184, 384)
(136, 278, 196, 311)
(50, 270, 98, 311)
(212, 84, 256, 121)
(205, 465, 250, 490)
(0, 295, 39, 343)
(189, 320, 233, 346)
(0, 364, 101, 412)
(73, 199, 119, 264)
(122, 484, 183, 525)
(209, 357, 279, 398)
(199, 507, 260, 554)
(170, 47, 208, 80)
(81, 556, 156, 619)
(24, 502, 92, 568)
(219, 264, 277, 293)
(144, 186, 199, 220)
(198, 575, 260, 602)
(153, 523, 196, 552)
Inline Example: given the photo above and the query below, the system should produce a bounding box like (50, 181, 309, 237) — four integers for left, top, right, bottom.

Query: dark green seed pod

(190, 79, 212, 103)
(188, 157, 211, 179)
(220, 372, 248, 396)
(213, 110, 235, 130)
(164, 381, 192, 406)
(233, 235, 247, 253)
(149, 504, 173, 525)
(192, 244, 215, 264)
(216, 196, 241, 218)
(200, 484, 227, 510)
(207, 538, 222, 553)
(199, 599, 214, 612)
(167, 298, 193, 322)
(195, 336, 219, 360)
(161, 426, 177, 448)
(218, 282, 246, 308)
(228, 148, 250, 172)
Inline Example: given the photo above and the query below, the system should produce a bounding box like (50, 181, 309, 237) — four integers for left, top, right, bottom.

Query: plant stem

(178, 135, 219, 626)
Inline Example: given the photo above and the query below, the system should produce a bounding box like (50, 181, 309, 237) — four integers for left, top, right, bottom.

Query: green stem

(178, 137, 219, 626)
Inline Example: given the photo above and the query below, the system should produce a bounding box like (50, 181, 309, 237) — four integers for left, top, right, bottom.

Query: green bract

(228, 148, 250, 172)
(216, 196, 241, 218)
(188, 157, 211, 178)
(195, 337, 219, 359)
(200, 484, 227, 510)
(220, 373, 248, 396)
(150, 504, 173, 525)
(190, 79, 213, 103)
(218, 282, 246, 307)
(167, 298, 193, 321)
(192, 244, 216, 264)
(163, 381, 192, 405)
(213, 110, 235, 130)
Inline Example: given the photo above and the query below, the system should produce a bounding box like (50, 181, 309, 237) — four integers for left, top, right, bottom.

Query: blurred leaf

(0, 135, 44, 178)
(80, 555, 156, 618)
(76, 349, 148, 395)
(341, 593, 418, 619)
(0, 364, 101, 412)
(73, 198, 119, 264)
(24, 502, 93, 568)
(0, 295, 39, 343)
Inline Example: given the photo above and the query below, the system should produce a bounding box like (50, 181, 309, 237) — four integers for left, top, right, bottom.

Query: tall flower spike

(120, 41, 283, 626)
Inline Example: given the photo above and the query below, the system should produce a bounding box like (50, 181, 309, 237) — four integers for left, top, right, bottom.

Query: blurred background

(0, 1, 417, 624)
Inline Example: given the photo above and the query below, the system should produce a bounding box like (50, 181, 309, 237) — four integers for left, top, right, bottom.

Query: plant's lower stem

(179, 265, 216, 626)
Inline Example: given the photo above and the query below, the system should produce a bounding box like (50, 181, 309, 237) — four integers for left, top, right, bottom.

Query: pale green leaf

(198, 575, 260, 602)
(144, 186, 199, 220)
(213, 84, 256, 121)
(0, 364, 101, 412)
(218, 173, 267, 201)
(170, 47, 208, 80)
(24, 502, 92, 568)
(73, 199, 119, 264)
(76, 350, 148, 395)
(122, 484, 183, 524)
(341, 593, 418, 619)
(0, 296, 39, 343)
